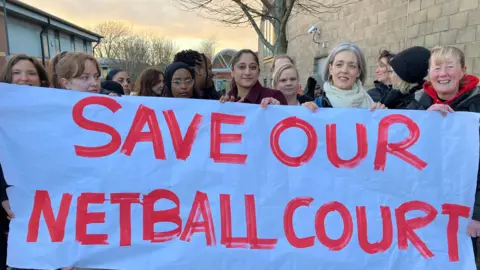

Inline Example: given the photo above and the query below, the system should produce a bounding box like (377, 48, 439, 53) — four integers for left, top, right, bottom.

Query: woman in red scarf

(409, 45, 480, 259)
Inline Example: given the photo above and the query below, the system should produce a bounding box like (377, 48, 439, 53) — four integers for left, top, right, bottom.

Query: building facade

(212, 49, 237, 94)
(0, 0, 101, 67)
(259, 0, 480, 89)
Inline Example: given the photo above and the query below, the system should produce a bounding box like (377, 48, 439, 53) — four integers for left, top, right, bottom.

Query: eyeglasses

(172, 79, 194, 86)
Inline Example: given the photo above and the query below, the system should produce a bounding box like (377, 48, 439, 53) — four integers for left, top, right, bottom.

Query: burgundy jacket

(228, 81, 287, 105)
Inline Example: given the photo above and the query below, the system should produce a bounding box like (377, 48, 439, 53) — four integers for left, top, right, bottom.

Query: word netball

(2, 86, 477, 270)
(27, 189, 469, 263)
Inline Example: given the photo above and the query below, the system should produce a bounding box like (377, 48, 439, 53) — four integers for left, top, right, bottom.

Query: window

(41, 33, 49, 58)
(261, 20, 275, 59)
(54, 31, 61, 54)
(83, 40, 88, 52)
(70, 36, 75, 51)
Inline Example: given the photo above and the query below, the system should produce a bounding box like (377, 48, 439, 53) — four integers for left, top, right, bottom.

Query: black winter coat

(367, 81, 391, 102)
(381, 83, 424, 109)
(0, 165, 9, 233)
(297, 94, 313, 104)
(409, 75, 480, 220)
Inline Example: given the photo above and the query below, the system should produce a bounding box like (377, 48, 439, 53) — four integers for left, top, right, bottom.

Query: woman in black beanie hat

(164, 62, 198, 98)
(376, 46, 431, 109)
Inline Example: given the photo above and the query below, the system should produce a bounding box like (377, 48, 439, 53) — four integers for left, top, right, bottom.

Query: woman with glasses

(164, 62, 197, 98)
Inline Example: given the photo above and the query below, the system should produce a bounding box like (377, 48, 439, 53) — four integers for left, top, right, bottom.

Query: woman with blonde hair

(302, 42, 374, 111)
(56, 52, 101, 93)
(273, 64, 312, 105)
(378, 46, 430, 109)
(410, 45, 480, 258)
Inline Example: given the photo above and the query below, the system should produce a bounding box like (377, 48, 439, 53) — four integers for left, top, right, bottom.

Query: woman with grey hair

(302, 42, 377, 111)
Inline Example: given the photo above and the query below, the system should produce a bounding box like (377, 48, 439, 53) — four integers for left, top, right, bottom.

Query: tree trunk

(273, 0, 288, 56)
(274, 34, 288, 56)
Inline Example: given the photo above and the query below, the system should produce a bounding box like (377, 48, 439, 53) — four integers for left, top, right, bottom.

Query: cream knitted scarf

(323, 80, 374, 108)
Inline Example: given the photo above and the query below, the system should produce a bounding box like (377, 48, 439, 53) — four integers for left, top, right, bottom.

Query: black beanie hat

(101, 80, 124, 95)
(390, 46, 431, 84)
(165, 62, 195, 96)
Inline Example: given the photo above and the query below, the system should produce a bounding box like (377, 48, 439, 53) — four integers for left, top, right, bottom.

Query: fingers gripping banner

(0, 84, 478, 270)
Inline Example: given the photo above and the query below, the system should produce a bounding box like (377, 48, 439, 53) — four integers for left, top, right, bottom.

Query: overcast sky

(21, 0, 258, 54)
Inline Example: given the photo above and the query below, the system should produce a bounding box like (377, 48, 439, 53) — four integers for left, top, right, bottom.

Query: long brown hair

(0, 54, 50, 87)
(56, 52, 101, 88)
(135, 67, 164, 96)
(48, 51, 71, 89)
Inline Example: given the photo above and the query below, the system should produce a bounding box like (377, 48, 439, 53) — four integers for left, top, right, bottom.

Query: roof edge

(7, 0, 103, 39)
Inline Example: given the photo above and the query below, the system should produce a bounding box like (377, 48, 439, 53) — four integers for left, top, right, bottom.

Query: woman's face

(62, 60, 101, 93)
(276, 68, 298, 97)
(171, 68, 194, 98)
(113, 71, 131, 94)
(375, 57, 392, 84)
(231, 53, 259, 89)
(11, 60, 41, 87)
(429, 56, 466, 98)
(152, 73, 165, 96)
(328, 51, 361, 90)
(389, 70, 402, 87)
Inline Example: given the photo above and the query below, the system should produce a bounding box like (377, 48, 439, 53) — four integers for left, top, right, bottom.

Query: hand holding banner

(0, 84, 478, 270)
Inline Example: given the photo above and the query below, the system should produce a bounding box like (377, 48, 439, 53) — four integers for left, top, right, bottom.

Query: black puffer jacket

(202, 85, 221, 100)
(297, 94, 313, 104)
(367, 81, 391, 102)
(0, 165, 8, 233)
(381, 83, 424, 109)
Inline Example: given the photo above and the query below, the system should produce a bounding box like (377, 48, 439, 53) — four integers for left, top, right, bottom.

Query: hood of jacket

(423, 75, 479, 105)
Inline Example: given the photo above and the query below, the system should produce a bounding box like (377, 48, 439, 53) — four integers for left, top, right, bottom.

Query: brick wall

(259, 0, 480, 89)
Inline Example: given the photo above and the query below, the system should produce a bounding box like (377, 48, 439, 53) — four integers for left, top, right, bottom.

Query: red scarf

(423, 74, 479, 104)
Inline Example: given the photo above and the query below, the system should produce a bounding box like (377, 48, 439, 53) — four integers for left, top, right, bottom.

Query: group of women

(0, 41, 480, 268)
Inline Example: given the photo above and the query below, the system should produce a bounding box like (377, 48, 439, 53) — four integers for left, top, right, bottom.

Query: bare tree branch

(93, 21, 178, 80)
(171, 0, 352, 56)
(93, 21, 131, 60)
(199, 36, 218, 59)
(233, 0, 274, 52)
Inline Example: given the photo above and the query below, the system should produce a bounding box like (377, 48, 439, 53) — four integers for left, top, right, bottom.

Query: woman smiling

(411, 45, 480, 259)
(273, 64, 312, 105)
(302, 42, 374, 111)
(0, 54, 50, 87)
